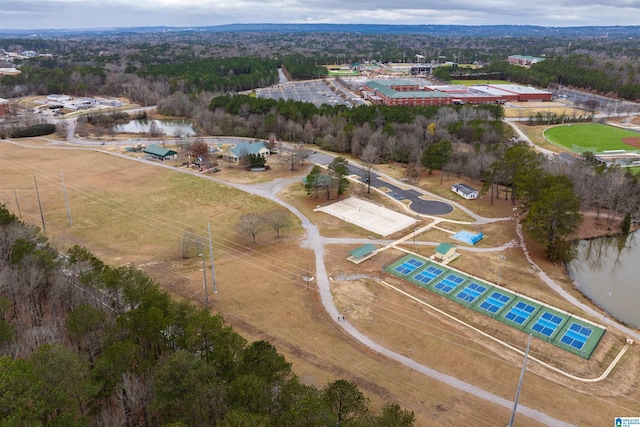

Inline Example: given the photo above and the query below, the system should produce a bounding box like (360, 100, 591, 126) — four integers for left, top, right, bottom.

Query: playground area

(315, 197, 417, 237)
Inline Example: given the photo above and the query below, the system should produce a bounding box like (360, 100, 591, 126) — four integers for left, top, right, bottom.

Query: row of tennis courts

(384, 254, 605, 359)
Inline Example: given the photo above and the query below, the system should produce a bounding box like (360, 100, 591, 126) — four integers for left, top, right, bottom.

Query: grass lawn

(450, 79, 512, 85)
(628, 166, 640, 174)
(544, 123, 640, 152)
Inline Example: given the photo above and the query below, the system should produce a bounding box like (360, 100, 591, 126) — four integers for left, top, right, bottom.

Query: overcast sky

(2, 0, 640, 30)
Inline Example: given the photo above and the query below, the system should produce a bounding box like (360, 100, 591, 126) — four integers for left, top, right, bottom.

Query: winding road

(16, 113, 637, 426)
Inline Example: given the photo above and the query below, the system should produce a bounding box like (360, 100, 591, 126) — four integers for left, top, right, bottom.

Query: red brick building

(0, 98, 9, 115)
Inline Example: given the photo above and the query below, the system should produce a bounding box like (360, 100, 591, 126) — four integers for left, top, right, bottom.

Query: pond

(566, 231, 640, 327)
(114, 119, 196, 137)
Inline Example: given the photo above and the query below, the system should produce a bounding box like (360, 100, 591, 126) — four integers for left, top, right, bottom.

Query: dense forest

(200, 94, 639, 260)
(2, 29, 640, 100)
(139, 57, 281, 93)
(2, 28, 640, 259)
(437, 55, 640, 101)
(0, 204, 415, 426)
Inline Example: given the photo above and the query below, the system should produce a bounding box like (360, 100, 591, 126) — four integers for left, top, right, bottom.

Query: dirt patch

(622, 136, 640, 149)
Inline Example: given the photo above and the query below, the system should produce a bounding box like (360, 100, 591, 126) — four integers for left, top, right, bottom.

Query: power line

(1, 152, 638, 416)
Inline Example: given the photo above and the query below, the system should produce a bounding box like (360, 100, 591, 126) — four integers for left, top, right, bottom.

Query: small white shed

(451, 183, 478, 200)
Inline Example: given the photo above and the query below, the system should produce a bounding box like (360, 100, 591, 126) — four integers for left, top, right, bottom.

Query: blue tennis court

(413, 265, 443, 284)
(433, 274, 465, 293)
(394, 258, 424, 275)
(560, 323, 593, 350)
(504, 301, 537, 325)
(384, 255, 605, 358)
(479, 291, 511, 313)
(456, 282, 487, 303)
(531, 312, 564, 337)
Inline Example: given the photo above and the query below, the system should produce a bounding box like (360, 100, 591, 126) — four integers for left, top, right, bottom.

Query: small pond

(114, 119, 196, 137)
(566, 232, 640, 327)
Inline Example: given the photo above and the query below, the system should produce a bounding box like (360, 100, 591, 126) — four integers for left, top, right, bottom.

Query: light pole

(497, 255, 506, 285)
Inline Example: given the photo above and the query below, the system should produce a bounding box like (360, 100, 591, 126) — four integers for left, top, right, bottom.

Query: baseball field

(544, 123, 640, 153)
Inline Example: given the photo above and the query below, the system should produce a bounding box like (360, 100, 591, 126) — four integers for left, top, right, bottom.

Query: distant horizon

(4, 22, 640, 31)
(1, 22, 639, 36)
(2, 1, 640, 31)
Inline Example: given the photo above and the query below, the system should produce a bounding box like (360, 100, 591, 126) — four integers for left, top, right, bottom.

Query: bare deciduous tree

(360, 145, 379, 194)
(55, 123, 68, 140)
(265, 209, 292, 238)
(148, 121, 163, 138)
(236, 213, 267, 243)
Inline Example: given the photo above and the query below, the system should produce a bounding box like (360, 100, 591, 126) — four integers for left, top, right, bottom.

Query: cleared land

(0, 139, 638, 426)
(545, 123, 640, 152)
(503, 101, 587, 119)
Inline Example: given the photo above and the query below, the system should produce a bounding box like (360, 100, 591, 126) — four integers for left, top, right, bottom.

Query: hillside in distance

(1, 23, 639, 38)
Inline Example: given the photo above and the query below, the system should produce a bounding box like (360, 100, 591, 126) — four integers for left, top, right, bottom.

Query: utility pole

(13, 189, 21, 218)
(508, 335, 532, 427)
(208, 221, 217, 294)
(33, 177, 45, 233)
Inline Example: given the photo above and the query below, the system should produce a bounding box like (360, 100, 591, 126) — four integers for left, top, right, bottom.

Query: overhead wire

(1, 147, 639, 416)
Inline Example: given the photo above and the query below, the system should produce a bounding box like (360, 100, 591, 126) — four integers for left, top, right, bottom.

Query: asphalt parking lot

(256, 81, 351, 108)
(308, 151, 454, 216)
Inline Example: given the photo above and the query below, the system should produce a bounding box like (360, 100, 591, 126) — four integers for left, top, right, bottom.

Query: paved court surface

(315, 197, 418, 236)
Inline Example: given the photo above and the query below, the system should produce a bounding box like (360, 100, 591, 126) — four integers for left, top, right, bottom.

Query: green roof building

(143, 145, 177, 160)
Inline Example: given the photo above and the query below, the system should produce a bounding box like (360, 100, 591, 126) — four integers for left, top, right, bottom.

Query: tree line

(202, 94, 505, 169)
(0, 205, 414, 426)
(204, 92, 640, 262)
(139, 57, 280, 94)
(440, 55, 640, 102)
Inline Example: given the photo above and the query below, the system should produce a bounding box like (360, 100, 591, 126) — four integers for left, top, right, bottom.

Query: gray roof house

(224, 140, 271, 162)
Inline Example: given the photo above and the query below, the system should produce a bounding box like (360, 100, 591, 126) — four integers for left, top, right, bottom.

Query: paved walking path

(3, 132, 609, 426)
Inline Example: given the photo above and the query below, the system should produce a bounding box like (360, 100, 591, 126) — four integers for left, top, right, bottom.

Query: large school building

(362, 79, 552, 107)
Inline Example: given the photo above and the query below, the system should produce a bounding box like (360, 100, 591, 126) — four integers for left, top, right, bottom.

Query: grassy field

(328, 70, 360, 76)
(544, 123, 640, 152)
(1, 139, 638, 426)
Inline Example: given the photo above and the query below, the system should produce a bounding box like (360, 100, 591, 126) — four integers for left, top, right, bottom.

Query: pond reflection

(114, 119, 196, 137)
(567, 232, 639, 327)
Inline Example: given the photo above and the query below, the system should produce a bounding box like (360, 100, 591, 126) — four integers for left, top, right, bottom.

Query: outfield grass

(544, 123, 640, 152)
(627, 166, 640, 174)
(450, 79, 512, 86)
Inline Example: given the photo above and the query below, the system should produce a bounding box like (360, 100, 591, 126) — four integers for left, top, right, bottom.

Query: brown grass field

(1, 136, 639, 426)
(503, 101, 588, 120)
